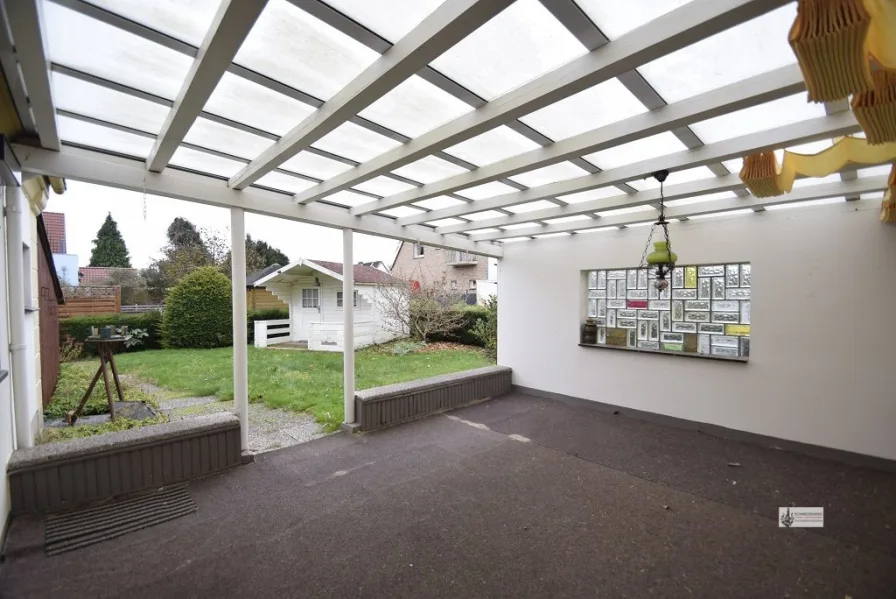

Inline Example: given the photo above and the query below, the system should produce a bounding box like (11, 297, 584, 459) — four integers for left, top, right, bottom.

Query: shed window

(337, 290, 358, 307)
(301, 288, 320, 308)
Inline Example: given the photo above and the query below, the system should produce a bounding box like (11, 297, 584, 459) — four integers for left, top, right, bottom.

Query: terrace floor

(2, 392, 895, 598)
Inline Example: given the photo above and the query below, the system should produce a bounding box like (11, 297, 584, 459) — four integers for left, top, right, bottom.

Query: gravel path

(126, 376, 327, 454)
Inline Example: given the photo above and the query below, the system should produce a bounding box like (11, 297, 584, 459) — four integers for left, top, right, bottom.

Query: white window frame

(336, 290, 358, 308)
(301, 288, 320, 308)
(469, 279, 477, 290)
(413, 242, 424, 258)
(450, 280, 457, 290)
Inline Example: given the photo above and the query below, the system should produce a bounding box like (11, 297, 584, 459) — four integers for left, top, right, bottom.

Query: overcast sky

(46, 181, 401, 270)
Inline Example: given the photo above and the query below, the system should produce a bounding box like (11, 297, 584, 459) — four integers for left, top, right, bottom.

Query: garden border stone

(8, 413, 241, 514)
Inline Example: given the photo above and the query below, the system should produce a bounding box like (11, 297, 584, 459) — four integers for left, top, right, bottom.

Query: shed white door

(297, 288, 321, 340)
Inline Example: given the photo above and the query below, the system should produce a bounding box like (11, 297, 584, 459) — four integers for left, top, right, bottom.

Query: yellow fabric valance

(879, 164, 896, 223)
(739, 136, 896, 197)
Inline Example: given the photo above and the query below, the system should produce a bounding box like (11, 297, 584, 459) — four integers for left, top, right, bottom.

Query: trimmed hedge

(162, 267, 233, 349)
(247, 308, 289, 344)
(59, 312, 163, 357)
(422, 305, 489, 347)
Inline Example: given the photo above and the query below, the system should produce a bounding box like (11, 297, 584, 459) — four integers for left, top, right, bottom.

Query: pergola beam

(228, 0, 514, 190)
(399, 112, 861, 225)
(360, 65, 804, 217)
(485, 176, 889, 240)
(14, 144, 503, 258)
(292, 0, 790, 205)
(146, 0, 267, 173)
(4, 0, 59, 149)
(436, 174, 746, 234)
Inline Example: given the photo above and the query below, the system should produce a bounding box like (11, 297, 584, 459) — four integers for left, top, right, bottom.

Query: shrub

(59, 312, 163, 358)
(162, 267, 233, 348)
(423, 305, 489, 346)
(247, 308, 289, 344)
(471, 296, 497, 358)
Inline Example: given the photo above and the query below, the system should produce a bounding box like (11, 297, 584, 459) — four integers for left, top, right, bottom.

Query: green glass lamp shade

(646, 241, 678, 266)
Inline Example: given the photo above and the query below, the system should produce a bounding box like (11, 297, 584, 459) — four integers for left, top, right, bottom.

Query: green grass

(41, 362, 165, 444)
(114, 344, 492, 431)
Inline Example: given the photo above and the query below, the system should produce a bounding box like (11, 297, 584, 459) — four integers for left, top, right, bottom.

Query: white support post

(6, 186, 32, 448)
(230, 207, 249, 451)
(342, 229, 355, 425)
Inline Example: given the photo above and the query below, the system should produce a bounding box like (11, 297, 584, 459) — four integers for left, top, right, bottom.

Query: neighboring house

(254, 259, 402, 351)
(358, 260, 390, 273)
(246, 263, 288, 310)
(78, 266, 137, 285)
(36, 215, 65, 407)
(43, 211, 79, 286)
(390, 241, 498, 304)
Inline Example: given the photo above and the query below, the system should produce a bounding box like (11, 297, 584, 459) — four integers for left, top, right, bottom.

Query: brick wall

(391, 242, 488, 292)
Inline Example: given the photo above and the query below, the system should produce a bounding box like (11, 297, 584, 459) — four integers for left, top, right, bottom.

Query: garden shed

(254, 259, 402, 351)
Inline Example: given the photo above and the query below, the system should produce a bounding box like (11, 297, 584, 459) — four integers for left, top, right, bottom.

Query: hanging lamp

(638, 170, 678, 291)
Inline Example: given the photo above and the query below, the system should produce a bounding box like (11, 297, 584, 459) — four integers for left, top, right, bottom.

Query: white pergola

(3, 0, 890, 450)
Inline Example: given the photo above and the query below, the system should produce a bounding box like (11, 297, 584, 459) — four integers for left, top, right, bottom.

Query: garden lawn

(115, 345, 492, 431)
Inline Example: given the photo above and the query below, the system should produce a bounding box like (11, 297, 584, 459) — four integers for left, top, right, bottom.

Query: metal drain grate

(45, 485, 196, 556)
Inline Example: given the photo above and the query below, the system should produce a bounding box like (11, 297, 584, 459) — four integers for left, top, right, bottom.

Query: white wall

(499, 200, 896, 460)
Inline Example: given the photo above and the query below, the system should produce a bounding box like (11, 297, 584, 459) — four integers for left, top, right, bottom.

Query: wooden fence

(58, 286, 121, 318)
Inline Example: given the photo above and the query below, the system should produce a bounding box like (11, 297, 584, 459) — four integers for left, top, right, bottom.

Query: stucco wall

(498, 199, 896, 460)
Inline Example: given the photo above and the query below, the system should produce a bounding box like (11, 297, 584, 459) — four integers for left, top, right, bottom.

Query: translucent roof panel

(639, 4, 797, 103)
(520, 79, 646, 140)
(43, 1, 192, 100)
(596, 205, 655, 217)
(689, 209, 755, 220)
(322, 191, 376, 208)
(170, 146, 244, 178)
(575, 0, 691, 39)
(430, 0, 586, 100)
(455, 181, 519, 201)
(504, 200, 561, 214)
(509, 162, 589, 188)
(234, 0, 379, 101)
(469, 228, 501, 235)
(502, 222, 541, 230)
(626, 166, 717, 191)
(413, 196, 469, 210)
(857, 165, 895, 178)
(203, 73, 314, 136)
(254, 172, 316, 195)
(57, 115, 154, 158)
(391, 156, 469, 184)
(426, 217, 467, 227)
(379, 206, 426, 219)
(322, 0, 446, 44)
(544, 215, 593, 225)
(85, 0, 223, 46)
(313, 121, 402, 163)
(558, 187, 622, 204)
(791, 173, 844, 189)
(584, 132, 687, 170)
(534, 232, 571, 239)
(666, 191, 739, 207)
(51, 72, 169, 134)
(359, 75, 472, 138)
(184, 118, 273, 159)
(464, 210, 510, 221)
(765, 197, 845, 211)
(352, 176, 416, 197)
(445, 126, 540, 166)
(281, 152, 353, 180)
(691, 94, 824, 144)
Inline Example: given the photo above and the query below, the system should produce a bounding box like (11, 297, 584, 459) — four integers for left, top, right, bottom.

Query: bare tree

(374, 269, 466, 343)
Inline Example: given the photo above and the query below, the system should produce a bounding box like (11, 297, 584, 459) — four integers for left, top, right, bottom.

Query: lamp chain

(659, 179, 671, 258)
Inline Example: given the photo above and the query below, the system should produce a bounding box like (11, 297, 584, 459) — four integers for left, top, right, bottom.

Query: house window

(584, 263, 751, 360)
(301, 288, 319, 308)
(469, 280, 477, 290)
(450, 280, 457, 290)
(413, 243, 424, 258)
(336, 290, 358, 307)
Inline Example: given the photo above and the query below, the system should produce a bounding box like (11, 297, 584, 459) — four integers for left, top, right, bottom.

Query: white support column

(5, 186, 32, 448)
(342, 229, 355, 425)
(230, 207, 249, 451)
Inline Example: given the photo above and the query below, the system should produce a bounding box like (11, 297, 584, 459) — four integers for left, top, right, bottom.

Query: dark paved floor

(2, 392, 895, 598)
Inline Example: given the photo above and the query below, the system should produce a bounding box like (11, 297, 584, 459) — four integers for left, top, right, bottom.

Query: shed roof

(254, 258, 398, 287)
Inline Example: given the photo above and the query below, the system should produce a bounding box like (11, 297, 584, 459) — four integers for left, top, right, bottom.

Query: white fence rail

(254, 319, 291, 348)
(121, 304, 164, 313)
